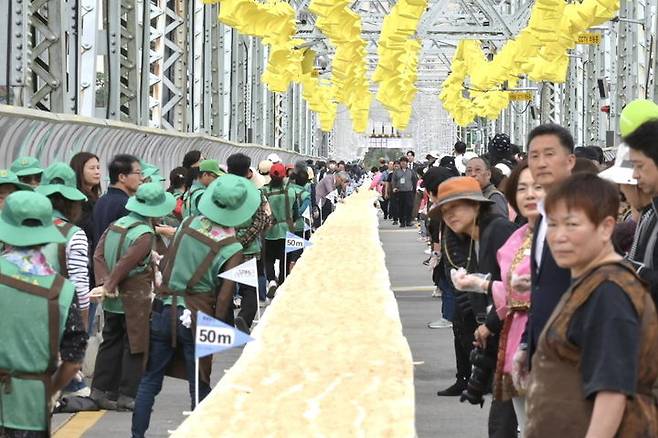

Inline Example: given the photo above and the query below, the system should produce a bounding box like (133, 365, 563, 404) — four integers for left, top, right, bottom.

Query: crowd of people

(3, 97, 658, 438)
(0, 150, 366, 438)
(374, 98, 658, 437)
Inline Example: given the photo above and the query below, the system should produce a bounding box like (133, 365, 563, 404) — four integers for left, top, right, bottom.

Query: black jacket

(628, 199, 658, 307)
(91, 187, 130, 252)
(526, 215, 572, 361)
(442, 211, 518, 323)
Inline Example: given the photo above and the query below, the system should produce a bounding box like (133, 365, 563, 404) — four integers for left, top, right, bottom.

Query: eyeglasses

(127, 171, 143, 176)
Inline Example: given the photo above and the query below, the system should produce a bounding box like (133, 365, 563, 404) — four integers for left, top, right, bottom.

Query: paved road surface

(52, 219, 488, 437)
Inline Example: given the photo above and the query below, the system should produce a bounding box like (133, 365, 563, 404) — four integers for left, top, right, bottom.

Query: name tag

(400, 177, 406, 184)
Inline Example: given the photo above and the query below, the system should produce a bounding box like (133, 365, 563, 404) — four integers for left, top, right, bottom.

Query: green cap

(37, 162, 87, 202)
(198, 174, 260, 227)
(125, 182, 176, 218)
(199, 159, 224, 177)
(10, 156, 44, 177)
(0, 191, 66, 246)
(0, 169, 33, 191)
(141, 162, 166, 182)
(620, 99, 658, 137)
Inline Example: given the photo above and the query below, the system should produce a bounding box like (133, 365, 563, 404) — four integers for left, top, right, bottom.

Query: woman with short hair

(525, 173, 658, 437)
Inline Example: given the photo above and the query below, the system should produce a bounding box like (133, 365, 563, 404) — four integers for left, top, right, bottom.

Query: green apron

(0, 258, 74, 432)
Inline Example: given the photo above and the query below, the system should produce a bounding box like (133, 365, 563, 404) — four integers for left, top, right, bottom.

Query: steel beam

(7, 0, 30, 106)
(27, 0, 67, 112)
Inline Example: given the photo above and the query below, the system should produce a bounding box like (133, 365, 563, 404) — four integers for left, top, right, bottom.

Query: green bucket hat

(0, 169, 33, 191)
(10, 156, 44, 177)
(37, 162, 87, 202)
(0, 191, 66, 246)
(199, 159, 224, 177)
(198, 174, 260, 227)
(125, 182, 176, 218)
(141, 162, 166, 182)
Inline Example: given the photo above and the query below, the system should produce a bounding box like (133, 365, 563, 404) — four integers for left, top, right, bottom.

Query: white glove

(180, 309, 192, 328)
(154, 270, 163, 288)
(450, 268, 490, 293)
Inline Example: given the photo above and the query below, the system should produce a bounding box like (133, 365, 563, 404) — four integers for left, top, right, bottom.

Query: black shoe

(392, 220, 398, 225)
(117, 394, 135, 411)
(399, 223, 405, 228)
(90, 388, 119, 410)
(437, 380, 467, 397)
(235, 315, 250, 334)
(267, 280, 278, 299)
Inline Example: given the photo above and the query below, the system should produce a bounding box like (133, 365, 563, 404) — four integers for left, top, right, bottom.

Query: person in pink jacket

(490, 161, 544, 433)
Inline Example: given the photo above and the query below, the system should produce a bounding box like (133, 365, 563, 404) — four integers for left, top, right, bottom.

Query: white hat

(267, 153, 282, 163)
(599, 143, 637, 185)
(426, 150, 440, 159)
(249, 167, 267, 188)
(495, 163, 512, 177)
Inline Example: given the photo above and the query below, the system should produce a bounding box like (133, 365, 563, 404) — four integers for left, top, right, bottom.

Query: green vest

(261, 184, 298, 240)
(162, 190, 184, 228)
(288, 183, 310, 232)
(102, 213, 154, 314)
(161, 216, 242, 307)
(0, 258, 75, 431)
(183, 182, 205, 218)
(42, 211, 82, 277)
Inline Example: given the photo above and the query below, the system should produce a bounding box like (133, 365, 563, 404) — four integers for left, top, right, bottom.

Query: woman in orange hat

(433, 176, 519, 436)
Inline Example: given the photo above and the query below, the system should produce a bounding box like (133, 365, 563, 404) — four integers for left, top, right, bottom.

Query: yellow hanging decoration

(309, 0, 372, 133)
(439, 0, 620, 126)
(204, 0, 337, 132)
(373, 0, 427, 131)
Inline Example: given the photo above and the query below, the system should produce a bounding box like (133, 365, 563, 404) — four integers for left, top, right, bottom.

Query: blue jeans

(131, 305, 211, 438)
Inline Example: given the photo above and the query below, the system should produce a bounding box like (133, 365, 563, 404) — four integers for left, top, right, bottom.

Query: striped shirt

(66, 229, 90, 309)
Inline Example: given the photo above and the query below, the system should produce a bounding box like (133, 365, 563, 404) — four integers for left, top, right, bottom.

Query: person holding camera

(525, 173, 658, 437)
(433, 176, 518, 437)
(453, 161, 543, 434)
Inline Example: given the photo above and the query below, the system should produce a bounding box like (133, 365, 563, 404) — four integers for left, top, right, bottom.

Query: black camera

(460, 343, 497, 407)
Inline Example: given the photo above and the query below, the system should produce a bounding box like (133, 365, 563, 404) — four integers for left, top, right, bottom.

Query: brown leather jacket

(526, 262, 658, 437)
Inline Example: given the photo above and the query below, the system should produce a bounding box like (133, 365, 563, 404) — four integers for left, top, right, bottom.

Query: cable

(511, 100, 531, 115)
(105, 0, 111, 119)
(646, 34, 653, 99)
(6, 0, 12, 104)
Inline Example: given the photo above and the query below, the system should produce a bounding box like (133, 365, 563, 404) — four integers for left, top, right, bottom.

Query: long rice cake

(173, 189, 416, 437)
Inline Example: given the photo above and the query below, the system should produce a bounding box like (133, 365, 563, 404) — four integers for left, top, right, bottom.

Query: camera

(460, 342, 497, 407)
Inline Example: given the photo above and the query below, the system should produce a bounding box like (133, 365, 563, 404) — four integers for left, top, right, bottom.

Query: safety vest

(261, 184, 297, 240)
(183, 182, 206, 218)
(42, 211, 82, 277)
(159, 216, 242, 306)
(288, 183, 310, 232)
(0, 258, 74, 432)
(102, 213, 154, 314)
